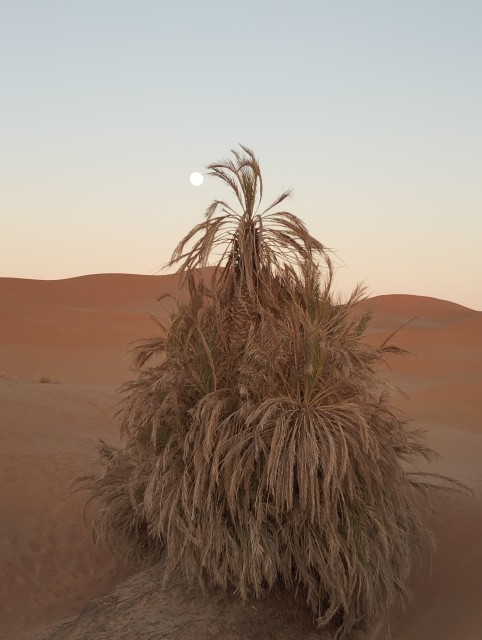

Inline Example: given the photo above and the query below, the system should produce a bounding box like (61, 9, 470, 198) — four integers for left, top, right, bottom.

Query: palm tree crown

(168, 145, 329, 300)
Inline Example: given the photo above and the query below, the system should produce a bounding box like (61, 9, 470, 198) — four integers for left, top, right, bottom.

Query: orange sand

(1, 276, 481, 639)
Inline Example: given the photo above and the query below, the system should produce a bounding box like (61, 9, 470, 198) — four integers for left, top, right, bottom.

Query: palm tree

(79, 145, 464, 640)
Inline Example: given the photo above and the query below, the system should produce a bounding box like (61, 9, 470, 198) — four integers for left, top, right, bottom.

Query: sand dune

(1, 274, 481, 639)
(0, 274, 177, 385)
(0, 379, 133, 640)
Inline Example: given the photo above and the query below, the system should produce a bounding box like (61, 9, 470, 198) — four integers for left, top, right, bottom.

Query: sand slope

(0, 274, 180, 385)
(0, 380, 133, 640)
(1, 275, 481, 639)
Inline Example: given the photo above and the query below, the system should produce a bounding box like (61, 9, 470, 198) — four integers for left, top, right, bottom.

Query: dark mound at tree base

(36, 560, 327, 640)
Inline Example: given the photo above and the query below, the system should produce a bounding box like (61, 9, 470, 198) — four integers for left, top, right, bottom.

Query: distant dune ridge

(1, 271, 481, 640)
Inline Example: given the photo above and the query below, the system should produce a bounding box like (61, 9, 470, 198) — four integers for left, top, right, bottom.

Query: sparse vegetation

(37, 375, 60, 384)
(79, 146, 463, 639)
(0, 372, 18, 383)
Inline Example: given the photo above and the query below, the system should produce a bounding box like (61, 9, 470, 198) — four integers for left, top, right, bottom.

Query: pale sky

(1, 1, 481, 309)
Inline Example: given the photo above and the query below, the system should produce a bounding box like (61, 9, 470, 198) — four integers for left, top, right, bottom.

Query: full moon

(189, 172, 204, 186)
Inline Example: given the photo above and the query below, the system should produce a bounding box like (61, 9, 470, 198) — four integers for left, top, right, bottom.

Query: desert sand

(1, 274, 481, 640)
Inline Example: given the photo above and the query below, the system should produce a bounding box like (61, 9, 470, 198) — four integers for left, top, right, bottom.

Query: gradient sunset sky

(2, 1, 481, 309)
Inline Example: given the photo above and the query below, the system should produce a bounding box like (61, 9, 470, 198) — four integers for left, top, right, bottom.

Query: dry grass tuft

(78, 145, 465, 639)
(37, 375, 60, 384)
(0, 372, 18, 382)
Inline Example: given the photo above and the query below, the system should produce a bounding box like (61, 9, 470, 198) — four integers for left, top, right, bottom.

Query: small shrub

(0, 372, 18, 382)
(37, 375, 60, 384)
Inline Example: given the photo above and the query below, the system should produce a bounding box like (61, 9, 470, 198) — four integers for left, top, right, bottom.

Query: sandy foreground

(1, 274, 481, 640)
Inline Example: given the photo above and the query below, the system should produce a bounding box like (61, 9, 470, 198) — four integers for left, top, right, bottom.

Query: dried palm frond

(168, 145, 329, 304)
